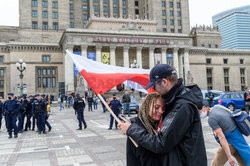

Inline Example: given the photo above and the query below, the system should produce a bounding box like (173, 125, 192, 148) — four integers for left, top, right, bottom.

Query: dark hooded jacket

(126, 79, 207, 166)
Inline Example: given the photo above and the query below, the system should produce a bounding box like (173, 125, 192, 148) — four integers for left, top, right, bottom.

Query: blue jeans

(94, 102, 98, 110)
(109, 110, 119, 129)
(60, 102, 64, 110)
(123, 103, 130, 116)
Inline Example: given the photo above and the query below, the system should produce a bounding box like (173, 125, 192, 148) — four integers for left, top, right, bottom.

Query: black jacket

(127, 79, 207, 166)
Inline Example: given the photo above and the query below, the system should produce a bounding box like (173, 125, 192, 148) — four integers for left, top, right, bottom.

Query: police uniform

(32, 94, 39, 131)
(0, 100, 3, 130)
(73, 95, 87, 130)
(41, 94, 52, 132)
(17, 96, 27, 133)
(32, 96, 47, 134)
(108, 94, 122, 130)
(24, 96, 33, 131)
(4, 93, 19, 138)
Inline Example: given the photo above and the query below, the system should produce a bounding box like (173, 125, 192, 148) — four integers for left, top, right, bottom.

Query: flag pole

(97, 94, 138, 148)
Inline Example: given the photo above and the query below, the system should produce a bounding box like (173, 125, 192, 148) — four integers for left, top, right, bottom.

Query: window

(113, 0, 117, 4)
(169, 1, 173, 7)
(207, 77, 212, 84)
(206, 58, 211, 64)
(83, 14, 88, 20)
(32, 0, 37, 7)
(170, 10, 173, 16)
(240, 59, 244, 64)
(241, 77, 245, 84)
(42, 11, 48, 18)
(208, 44, 211, 48)
(70, 13, 74, 19)
(225, 86, 230, 92)
(177, 11, 181, 17)
(135, 1, 139, 6)
(83, 5, 87, 11)
(178, 29, 182, 33)
(170, 19, 174, 25)
(162, 1, 165, 7)
(122, 0, 126, 6)
(177, 2, 180, 8)
(224, 68, 229, 76)
(215, 44, 218, 48)
(177, 20, 181, 26)
(113, 7, 117, 13)
(162, 19, 166, 25)
(42, 22, 48, 30)
(123, 8, 126, 14)
(223, 59, 228, 64)
(224, 77, 229, 84)
(52, 1, 58, 8)
(37, 67, 57, 89)
(52, 12, 58, 19)
(162, 10, 166, 16)
(32, 21, 38, 29)
(170, 29, 174, 33)
(70, 22, 74, 28)
(0, 80, 3, 88)
(0, 56, 3, 63)
(32, 10, 37, 17)
(0, 69, 4, 77)
(103, 0, 108, 4)
(162, 28, 167, 32)
(69, 4, 74, 10)
(42, 1, 48, 7)
(43, 55, 50, 62)
(135, 9, 139, 15)
(240, 68, 245, 76)
(53, 22, 58, 30)
(94, 6, 98, 12)
(206, 68, 213, 89)
(83, 23, 87, 28)
(103, 6, 108, 12)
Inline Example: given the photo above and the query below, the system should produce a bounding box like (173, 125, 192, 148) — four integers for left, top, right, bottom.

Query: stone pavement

(0, 105, 249, 166)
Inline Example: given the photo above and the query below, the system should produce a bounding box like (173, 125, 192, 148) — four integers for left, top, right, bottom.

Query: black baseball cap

(145, 64, 177, 90)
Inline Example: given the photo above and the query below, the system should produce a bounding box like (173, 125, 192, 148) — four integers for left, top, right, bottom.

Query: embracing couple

(118, 64, 207, 166)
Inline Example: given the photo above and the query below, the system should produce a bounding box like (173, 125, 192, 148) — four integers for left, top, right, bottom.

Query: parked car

(201, 90, 223, 106)
(213, 92, 245, 111)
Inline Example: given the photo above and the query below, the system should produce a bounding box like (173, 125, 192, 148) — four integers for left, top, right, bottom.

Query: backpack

(214, 105, 250, 136)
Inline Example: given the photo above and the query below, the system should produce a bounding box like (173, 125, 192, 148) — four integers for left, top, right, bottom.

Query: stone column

(110, 45, 116, 66)
(179, 53, 183, 79)
(64, 46, 74, 93)
(100, 0, 104, 17)
(109, 0, 113, 17)
(184, 48, 190, 84)
(89, 0, 94, 17)
(81, 45, 88, 58)
(96, 45, 102, 62)
(119, 0, 123, 17)
(149, 47, 155, 69)
(123, 46, 129, 67)
(161, 47, 167, 64)
(173, 48, 179, 75)
(136, 46, 142, 68)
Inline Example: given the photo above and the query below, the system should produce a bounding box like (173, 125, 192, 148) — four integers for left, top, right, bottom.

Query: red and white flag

(66, 50, 151, 94)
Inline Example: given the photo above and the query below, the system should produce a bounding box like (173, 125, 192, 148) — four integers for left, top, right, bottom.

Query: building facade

(0, 0, 249, 98)
(212, 5, 250, 49)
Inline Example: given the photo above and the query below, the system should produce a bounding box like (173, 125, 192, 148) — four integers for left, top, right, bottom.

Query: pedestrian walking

(41, 94, 52, 132)
(4, 93, 19, 138)
(0, 97, 4, 131)
(108, 93, 122, 130)
(93, 95, 98, 110)
(101, 94, 107, 113)
(118, 64, 207, 165)
(73, 94, 87, 130)
(122, 91, 131, 117)
(58, 95, 64, 111)
(87, 95, 94, 111)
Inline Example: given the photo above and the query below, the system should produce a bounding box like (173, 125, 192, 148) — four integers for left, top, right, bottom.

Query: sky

(0, 0, 249, 27)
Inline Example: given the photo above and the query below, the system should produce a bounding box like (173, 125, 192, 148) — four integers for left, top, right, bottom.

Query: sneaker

(8, 135, 12, 139)
(14, 135, 18, 138)
(24, 129, 28, 131)
(48, 127, 52, 132)
(76, 128, 82, 130)
(84, 125, 87, 129)
(43, 131, 47, 134)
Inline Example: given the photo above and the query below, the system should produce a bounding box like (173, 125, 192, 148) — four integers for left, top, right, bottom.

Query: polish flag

(66, 50, 151, 94)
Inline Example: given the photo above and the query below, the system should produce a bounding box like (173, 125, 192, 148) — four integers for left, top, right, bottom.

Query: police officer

(17, 96, 26, 133)
(41, 94, 52, 132)
(4, 93, 19, 138)
(108, 93, 122, 130)
(32, 94, 39, 131)
(206, 90, 215, 107)
(24, 95, 33, 131)
(0, 97, 4, 131)
(32, 94, 47, 134)
(73, 94, 87, 130)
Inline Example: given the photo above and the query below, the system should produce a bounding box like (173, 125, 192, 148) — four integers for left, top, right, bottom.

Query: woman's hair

(138, 93, 162, 135)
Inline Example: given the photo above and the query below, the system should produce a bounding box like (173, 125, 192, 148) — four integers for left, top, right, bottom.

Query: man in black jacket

(118, 64, 207, 166)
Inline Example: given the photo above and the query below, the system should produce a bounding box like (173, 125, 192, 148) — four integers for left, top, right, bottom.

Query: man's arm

(125, 103, 194, 154)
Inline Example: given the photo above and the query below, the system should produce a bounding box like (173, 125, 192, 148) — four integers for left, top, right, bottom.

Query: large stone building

(0, 0, 249, 98)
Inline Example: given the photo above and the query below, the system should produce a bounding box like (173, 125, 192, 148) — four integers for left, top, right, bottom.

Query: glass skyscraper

(212, 5, 250, 49)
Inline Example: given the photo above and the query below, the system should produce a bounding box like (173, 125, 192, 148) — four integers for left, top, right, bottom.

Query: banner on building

(74, 52, 81, 75)
(101, 52, 110, 64)
(154, 53, 162, 65)
(87, 52, 96, 61)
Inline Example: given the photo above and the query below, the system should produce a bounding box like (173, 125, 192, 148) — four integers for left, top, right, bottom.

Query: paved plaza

(0, 105, 249, 166)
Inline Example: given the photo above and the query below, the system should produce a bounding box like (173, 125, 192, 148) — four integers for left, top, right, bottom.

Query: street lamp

(16, 59, 26, 95)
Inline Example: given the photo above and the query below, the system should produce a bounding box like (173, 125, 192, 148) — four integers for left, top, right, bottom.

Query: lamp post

(16, 59, 26, 95)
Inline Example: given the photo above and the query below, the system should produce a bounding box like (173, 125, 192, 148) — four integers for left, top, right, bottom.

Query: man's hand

(118, 122, 131, 135)
(228, 155, 235, 166)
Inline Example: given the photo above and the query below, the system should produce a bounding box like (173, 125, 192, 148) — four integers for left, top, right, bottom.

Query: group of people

(117, 64, 250, 166)
(0, 93, 52, 138)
